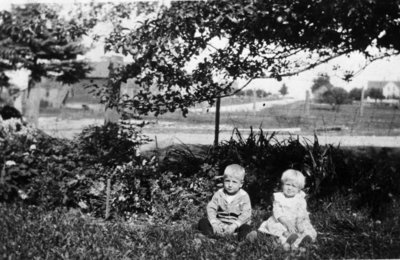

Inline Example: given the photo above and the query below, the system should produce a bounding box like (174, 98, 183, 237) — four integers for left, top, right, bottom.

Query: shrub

(1, 118, 399, 223)
(158, 128, 400, 220)
(76, 121, 150, 168)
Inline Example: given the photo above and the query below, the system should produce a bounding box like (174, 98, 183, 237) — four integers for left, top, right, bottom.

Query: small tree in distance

(367, 88, 385, 102)
(235, 90, 246, 98)
(321, 87, 349, 111)
(245, 89, 254, 97)
(256, 89, 269, 98)
(311, 73, 334, 94)
(349, 88, 363, 101)
(279, 84, 288, 96)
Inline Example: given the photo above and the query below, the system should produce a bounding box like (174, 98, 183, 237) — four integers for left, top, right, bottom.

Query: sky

(2, 0, 400, 99)
(245, 54, 400, 99)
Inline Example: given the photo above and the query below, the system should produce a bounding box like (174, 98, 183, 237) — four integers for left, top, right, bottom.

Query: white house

(367, 81, 400, 98)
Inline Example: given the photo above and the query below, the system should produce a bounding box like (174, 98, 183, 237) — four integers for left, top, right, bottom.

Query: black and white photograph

(1, 0, 400, 259)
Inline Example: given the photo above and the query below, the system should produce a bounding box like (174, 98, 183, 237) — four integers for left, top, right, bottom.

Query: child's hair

(281, 169, 305, 189)
(223, 164, 245, 182)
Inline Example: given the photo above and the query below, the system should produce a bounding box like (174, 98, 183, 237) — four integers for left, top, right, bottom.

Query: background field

(39, 98, 400, 149)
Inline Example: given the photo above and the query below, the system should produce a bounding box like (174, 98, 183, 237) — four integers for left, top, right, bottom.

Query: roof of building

(87, 61, 110, 78)
(367, 81, 400, 89)
(86, 56, 124, 78)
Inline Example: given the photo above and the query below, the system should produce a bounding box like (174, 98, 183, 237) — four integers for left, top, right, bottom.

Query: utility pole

(304, 90, 310, 117)
(214, 97, 221, 146)
(360, 87, 365, 117)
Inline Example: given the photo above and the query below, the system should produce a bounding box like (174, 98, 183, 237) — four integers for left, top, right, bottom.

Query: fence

(185, 98, 400, 136)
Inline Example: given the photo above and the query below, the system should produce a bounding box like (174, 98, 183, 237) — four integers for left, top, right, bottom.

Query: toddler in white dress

(258, 169, 317, 250)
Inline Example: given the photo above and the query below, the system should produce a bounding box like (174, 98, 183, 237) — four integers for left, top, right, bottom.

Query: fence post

(304, 90, 310, 117)
(214, 97, 221, 146)
(360, 87, 365, 117)
(252, 89, 257, 115)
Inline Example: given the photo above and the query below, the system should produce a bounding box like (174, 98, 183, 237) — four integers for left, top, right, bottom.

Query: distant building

(39, 56, 127, 110)
(367, 81, 400, 99)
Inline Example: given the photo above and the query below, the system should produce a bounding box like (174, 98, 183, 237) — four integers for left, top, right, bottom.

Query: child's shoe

(285, 233, 299, 244)
(292, 234, 313, 250)
(298, 235, 312, 247)
(246, 230, 258, 243)
(283, 242, 291, 251)
(191, 223, 199, 231)
(194, 232, 206, 240)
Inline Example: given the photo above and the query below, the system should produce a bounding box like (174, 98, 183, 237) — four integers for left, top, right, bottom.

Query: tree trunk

(214, 97, 221, 146)
(104, 108, 120, 124)
(23, 79, 41, 127)
(104, 57, 122, 124)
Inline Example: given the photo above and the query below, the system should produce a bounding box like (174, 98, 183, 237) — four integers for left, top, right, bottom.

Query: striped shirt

(207, 188, 252, 227)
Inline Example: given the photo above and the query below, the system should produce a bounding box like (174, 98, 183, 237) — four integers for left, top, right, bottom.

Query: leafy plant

(77, 121, 149, 168)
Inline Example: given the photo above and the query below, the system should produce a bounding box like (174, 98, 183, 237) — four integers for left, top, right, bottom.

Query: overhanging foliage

(103, 0, 400, 116)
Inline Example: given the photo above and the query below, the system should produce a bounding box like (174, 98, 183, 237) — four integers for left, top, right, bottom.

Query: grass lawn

(1, 197, 399, 259)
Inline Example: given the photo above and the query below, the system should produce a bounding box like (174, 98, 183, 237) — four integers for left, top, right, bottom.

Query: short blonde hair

(223, 164, 245, 182)
(281, 169, 305, 189)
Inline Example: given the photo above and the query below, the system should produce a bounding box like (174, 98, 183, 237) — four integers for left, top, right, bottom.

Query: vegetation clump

(0, 119, 399, 258)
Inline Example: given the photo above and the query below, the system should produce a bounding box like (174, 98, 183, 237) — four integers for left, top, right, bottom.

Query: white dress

(258, 191, 317, 243)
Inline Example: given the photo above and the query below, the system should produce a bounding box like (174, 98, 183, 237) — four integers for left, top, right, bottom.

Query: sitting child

(258, 169, 317, 250)
(197, 164, 252, 241)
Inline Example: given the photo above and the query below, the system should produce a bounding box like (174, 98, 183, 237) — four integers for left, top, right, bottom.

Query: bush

(157, 128, 400, 220)
(1, 118, 399, 223)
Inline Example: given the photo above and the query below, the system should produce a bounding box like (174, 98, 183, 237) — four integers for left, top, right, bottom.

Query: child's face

(223, 176, 243, 195)
(282, 179, 300, 198)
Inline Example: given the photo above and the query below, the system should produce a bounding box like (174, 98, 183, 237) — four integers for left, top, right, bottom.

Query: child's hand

(212, 223, 224, 234)
(224, 224, 237, 234)
(278, 217, 296, 234)
(286, 224, 296, 234)
(296, 219, 306, 233)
